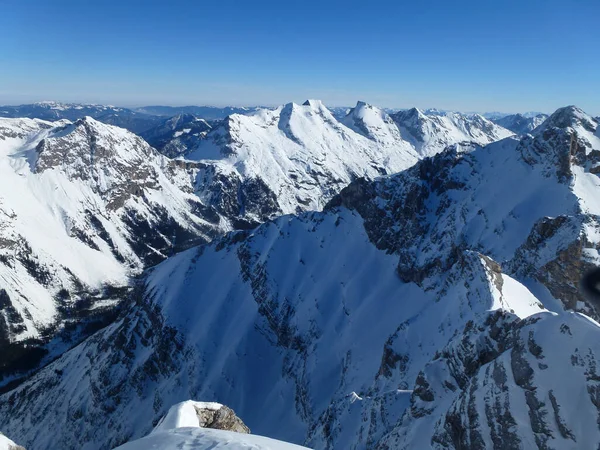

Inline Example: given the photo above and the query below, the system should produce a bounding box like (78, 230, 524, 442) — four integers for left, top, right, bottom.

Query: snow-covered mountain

(492, 112, 549, 134)
(182, 100, 514, 226)
(2, 106, 600, 450)
(141, 114, 213, 158)
(134, 105, 267, 119)
(185, 100, 421, 224)
(0, 102, 162, 134)
(0, 116, 223, 383)
(390, 108, 514, 156)
(3, 98, 504, 367)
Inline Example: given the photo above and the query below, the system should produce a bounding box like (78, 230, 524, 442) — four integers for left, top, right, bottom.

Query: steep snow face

(333, 106, 600, 317)
(340, 101, 405, 147)
(188, 100, 420, 219)
(0, 209, 547, 450)
(492, 112, 548, 134)
(391, 108, 514, 156)
(0, 117, 221, 378)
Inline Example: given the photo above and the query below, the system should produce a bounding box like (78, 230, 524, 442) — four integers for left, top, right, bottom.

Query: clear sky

(0, 0, 598, 114)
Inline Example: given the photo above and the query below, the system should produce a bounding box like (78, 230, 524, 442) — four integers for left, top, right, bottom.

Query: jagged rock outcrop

(153, 401, 250, 434)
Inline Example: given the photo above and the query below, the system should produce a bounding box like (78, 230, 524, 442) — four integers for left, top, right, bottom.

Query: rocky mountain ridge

(1, 106, 599, 450)
(0, 116, 222, 385)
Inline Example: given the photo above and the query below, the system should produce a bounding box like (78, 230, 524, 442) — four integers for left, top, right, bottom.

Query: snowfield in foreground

(116, 400, 310, 450)
(116, 428, 311, 450)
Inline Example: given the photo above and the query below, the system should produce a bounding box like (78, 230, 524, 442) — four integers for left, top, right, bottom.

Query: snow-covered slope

(390, 107, 514, 156)
(2, 106, 600, 450)
(0, 116, 221, 381)
(492, 112, 548, 134)
(115, 400, 308, 449)
(117, 428, 307, 450)
(0, 433, 23, 450)
(186, 100, 420, 224)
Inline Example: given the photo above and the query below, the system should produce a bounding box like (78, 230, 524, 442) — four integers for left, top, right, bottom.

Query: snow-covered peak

(0, 116, 219, 365)
(492, 112, 548, 134)
(302, 98, 326, 109)
(341, 101, 405, 146)
(535, 105, 597, 134)
(188, 100, 420, 215)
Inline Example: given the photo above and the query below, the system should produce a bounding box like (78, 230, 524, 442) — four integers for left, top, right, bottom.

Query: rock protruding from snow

(115, 400, 307, 450)
(153, 401, 250, 434)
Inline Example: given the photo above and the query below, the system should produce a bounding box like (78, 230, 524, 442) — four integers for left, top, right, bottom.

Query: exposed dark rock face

(195, 165, 282, 229)
(141, 114, 213, 157)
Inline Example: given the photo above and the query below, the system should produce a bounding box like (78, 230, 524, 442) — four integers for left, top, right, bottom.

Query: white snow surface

(116, 427, 310, 450)
(390, 107, 514, 157)
(0, 116, 213, 341)
(187, 100, 512, 214)
(115, 400, 310, 450)
(0, 434, 21, 450)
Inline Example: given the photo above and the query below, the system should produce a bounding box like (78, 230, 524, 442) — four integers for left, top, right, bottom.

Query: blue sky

(0, 0, 598, 114)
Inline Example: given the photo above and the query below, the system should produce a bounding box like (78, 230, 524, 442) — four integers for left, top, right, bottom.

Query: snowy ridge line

(1, 104, 598, 450)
